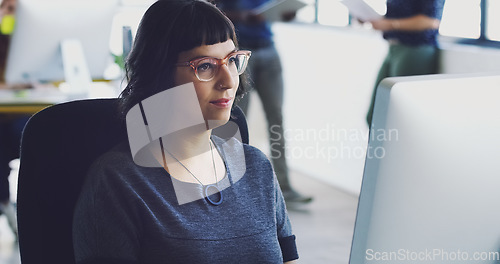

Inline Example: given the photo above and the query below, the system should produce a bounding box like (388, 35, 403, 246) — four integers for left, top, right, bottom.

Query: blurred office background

(2, 0, 500, 263)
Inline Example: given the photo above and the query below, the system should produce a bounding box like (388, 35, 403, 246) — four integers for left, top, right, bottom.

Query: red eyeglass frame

(176, 50, 252, 81)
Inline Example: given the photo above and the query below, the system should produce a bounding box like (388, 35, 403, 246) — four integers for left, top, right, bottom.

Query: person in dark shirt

(72, 1, 299, 263)
(216, 0, 313, 204)
(366, 0, 445, 126)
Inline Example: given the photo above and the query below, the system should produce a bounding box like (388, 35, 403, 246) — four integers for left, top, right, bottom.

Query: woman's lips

(210, 98, 232, 108)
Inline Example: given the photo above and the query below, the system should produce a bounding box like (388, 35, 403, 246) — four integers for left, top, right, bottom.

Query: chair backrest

(17, 98, 248, 264)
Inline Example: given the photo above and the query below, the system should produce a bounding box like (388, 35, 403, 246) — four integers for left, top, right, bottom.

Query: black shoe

(282, 189, 313, 204)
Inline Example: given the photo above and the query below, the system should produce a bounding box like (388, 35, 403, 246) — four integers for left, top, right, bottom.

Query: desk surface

(0, 87, 66, 114)
(0, 82, 120, 114)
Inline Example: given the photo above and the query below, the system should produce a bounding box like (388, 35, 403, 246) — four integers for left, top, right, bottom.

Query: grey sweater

(73, 137, 298, 264)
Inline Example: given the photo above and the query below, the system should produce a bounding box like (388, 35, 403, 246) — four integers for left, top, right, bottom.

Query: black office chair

(17, 98, 248, 264)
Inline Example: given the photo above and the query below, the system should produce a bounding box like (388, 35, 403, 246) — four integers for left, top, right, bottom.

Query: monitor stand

(60, 39, 92, 98)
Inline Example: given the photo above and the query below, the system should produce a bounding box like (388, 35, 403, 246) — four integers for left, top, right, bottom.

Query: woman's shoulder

(90, 141, 134, 171)
(85, 141, 157, 187)
(212, 136, 275, 186)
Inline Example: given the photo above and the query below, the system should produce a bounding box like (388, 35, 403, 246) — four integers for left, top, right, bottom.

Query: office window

(309, 0, 500, 45)
(486, 0, 500, 41)
(438, 0, 481, 39)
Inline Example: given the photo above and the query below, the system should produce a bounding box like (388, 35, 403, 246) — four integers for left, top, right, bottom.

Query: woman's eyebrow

(186, 55, 207, 61)
(220, 49, 239, 58)
(187, 49, 239, 61)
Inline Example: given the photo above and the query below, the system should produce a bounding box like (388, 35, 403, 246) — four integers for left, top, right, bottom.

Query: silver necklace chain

(160, 137, 218, 187)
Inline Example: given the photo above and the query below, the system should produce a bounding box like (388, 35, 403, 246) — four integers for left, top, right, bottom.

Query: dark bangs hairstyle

(118, 0, 248, 117)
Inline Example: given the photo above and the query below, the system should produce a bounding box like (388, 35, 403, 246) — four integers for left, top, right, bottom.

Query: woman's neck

(161, 128, 213, 161)
(146, 123, 224, 184)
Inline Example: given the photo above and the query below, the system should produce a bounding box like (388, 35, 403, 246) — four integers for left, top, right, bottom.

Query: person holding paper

(216, 0, 313, 204)
(365, 0, 445, 126)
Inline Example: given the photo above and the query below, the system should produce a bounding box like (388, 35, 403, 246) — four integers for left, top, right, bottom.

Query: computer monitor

(350, 73, 500, 263)
(5, 0, 118, 84)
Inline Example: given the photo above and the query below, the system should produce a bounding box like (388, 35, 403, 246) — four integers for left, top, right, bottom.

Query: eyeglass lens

(195, 53, 248, 81)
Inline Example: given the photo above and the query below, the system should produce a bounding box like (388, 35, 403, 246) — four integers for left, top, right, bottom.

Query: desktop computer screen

(5, 0, 118, 84)
(350, 73, 500, 263)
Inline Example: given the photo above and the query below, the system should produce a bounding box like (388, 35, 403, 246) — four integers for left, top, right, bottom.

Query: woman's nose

(216, 64, 237, 89)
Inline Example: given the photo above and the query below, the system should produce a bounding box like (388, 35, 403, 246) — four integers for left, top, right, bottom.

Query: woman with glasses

(72, 0, 298, 263)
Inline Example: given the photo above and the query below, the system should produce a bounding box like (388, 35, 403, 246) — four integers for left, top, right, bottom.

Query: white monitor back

(350, 73, 500, 263)
(5, 0, 118, 84)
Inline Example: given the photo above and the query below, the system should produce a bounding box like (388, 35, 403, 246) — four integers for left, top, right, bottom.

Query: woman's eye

(197, 63, 214, 72)
(228, 56, 238, 65)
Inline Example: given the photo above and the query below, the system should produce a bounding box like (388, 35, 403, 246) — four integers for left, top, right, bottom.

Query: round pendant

(204, 184, 223, 206)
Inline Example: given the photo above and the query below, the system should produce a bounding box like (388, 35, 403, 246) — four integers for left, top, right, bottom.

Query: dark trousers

(367, 43, 439, 125)
(237, 44, 292, 191)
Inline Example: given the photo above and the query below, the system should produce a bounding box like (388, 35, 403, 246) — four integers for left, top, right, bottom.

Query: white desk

(0, 82, 120, 114)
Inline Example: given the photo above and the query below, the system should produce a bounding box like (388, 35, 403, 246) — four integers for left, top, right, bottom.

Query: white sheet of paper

(254, 0, 307, 22)
(340, 0, 382, 21)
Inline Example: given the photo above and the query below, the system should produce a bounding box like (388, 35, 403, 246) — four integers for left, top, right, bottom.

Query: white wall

(246, 23, 387, 195)
(245, 22, 500, 195)
(439, 42, 500, 74)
